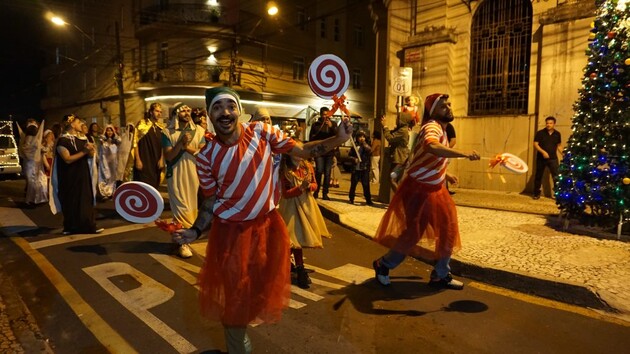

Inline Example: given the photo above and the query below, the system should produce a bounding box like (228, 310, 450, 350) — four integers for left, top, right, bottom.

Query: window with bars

(293, 56, 305, 80)
(334, 18, 340, 41)
(468, 0, 532, 115)
(320, 18, 327, 38)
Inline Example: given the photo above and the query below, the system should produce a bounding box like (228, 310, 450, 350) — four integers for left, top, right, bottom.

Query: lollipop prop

(113, 181, 164, 223)
(308, 54, 361, 162)
(457, 152, 528, 174)
(488, 153, 528, 174)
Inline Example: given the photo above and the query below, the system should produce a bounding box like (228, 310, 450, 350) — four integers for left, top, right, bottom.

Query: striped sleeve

(196, 143, 217, 197)
(421, 121, 442, 146)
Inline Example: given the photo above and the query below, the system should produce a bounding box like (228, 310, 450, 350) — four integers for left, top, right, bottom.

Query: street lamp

(50, 15, 95, 45)
(266, 2, 279, 16)
(233, 2, 279, 87)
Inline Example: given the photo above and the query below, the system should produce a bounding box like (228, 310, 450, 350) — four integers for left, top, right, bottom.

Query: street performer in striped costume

(173, 87, 352, 354)
(372, 93, 480, 290)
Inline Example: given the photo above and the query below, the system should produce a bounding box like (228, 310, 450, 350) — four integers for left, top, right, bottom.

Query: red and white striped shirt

(406, 120, 449, 186)
(196, 122, 296, 221)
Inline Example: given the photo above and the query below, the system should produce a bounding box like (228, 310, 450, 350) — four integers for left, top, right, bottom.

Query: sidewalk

(317, 172, 630, 321)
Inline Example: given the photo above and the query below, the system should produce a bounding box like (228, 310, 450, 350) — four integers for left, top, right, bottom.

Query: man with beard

(162, 103, 206, 258)
(371, 93, 480, 290)
(173, 87, 352, 354)
(134, 102, 164, 188)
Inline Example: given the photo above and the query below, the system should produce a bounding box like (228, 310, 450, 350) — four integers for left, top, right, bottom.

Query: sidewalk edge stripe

(11, 236, 139, 353)
(469, 281, 630, 327)
(29, 223, 153, 250)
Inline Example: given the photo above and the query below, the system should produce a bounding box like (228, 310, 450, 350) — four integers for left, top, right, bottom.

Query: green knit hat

(205, 87, 243, 116)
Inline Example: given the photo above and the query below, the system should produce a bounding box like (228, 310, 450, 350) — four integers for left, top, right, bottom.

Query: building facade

(371, 0, 596, 193)
(41, 0, 376, 140)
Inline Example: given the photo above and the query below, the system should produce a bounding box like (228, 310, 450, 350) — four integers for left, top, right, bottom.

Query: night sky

(0, 1, 49, 123)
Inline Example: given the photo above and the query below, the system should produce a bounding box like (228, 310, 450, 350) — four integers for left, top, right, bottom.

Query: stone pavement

(317, 173, 630, 321)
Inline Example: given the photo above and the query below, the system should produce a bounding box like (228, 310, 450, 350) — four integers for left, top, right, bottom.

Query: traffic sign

(390, 67, 413, 96)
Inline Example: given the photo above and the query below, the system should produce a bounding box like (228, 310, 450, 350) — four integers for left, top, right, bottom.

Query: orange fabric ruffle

(198, 210, 291, 326)
(374, 177, 461, 259)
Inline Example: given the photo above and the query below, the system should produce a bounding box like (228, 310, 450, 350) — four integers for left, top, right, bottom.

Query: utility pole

(115, 21, 126, 126)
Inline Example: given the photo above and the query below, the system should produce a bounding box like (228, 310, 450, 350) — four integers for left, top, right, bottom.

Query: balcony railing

(136, 3, 228, 28)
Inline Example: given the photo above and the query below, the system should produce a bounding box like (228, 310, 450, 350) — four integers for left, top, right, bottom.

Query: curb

(316, 202, 615, 313)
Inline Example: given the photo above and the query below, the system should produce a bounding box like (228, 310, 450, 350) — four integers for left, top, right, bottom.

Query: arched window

(469, 0, 532, 115)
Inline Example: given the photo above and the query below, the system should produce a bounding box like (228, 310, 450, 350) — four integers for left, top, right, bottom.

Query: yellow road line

(469, 281, 630, 327)
(11, 236, 138, 353)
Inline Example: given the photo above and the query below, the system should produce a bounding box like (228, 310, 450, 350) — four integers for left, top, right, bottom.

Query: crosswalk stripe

(290, 285, 325, 301)
(309, 277, 345, 289)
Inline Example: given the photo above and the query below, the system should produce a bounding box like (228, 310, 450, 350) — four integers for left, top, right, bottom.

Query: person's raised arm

(289, 118, 353, 159)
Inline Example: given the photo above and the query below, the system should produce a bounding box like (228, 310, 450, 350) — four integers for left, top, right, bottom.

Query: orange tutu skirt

(374, 177, 461, 259)
(198, 209, 291, 326)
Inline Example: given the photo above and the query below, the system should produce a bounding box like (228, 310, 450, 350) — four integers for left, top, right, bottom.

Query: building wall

(41, 0, 376, 131)
(381, 0, 594, 193)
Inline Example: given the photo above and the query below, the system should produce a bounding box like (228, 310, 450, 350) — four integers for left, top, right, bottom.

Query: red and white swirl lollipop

(489, 153, 529, 174)
(113, 181, 164, 223)
(308, 54, 350, 99)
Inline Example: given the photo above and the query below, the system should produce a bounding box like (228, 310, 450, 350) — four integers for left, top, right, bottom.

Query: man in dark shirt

(533, 116, 562, 199)
(309, 107, 337, 200)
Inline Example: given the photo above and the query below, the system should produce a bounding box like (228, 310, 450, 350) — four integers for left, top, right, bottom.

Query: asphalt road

(1, 179, 629, 353)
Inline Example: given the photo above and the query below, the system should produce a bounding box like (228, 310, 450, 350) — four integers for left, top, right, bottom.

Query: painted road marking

(469, 282, 630, 327)
(29, 224, 155, 249)
(9, 236, 137, 353)
(84, 262, 197, 353)
(0, 206, 38, 234)
(306, 263, 374, 284)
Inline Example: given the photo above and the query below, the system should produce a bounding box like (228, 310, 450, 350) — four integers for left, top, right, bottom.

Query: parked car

(0, 121, 21, 179)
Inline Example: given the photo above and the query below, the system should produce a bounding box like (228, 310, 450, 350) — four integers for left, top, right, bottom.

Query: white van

(0, 121, 21, 177)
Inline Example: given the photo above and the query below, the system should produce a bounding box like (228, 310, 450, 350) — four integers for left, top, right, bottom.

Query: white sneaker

(177, 244, 193, 259)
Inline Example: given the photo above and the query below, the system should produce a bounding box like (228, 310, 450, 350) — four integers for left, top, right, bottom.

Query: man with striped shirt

(173, 87, 352, 354)
(372, 93, 480, 290)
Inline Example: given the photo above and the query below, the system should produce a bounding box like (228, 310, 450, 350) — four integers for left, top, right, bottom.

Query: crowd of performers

(17, 87, 477, 353)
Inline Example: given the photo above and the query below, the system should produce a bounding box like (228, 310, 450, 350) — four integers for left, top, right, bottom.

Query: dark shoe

(429, 273, 464, 290)
(366, 201, 374, 206)
(296, 265, 310, 289)
(322, 194, 331, 200)
(532, 194, 540, 200)
(448, 190, 456, 195)
(349, 199, 354, 204)
(372, 259, 390, 286)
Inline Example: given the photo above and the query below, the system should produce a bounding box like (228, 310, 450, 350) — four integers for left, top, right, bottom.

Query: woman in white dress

(98, 125, 121, 198)
(22, 121, 48, 205)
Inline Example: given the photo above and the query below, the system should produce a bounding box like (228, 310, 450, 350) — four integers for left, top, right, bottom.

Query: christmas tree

(555, 0, 629, 232)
